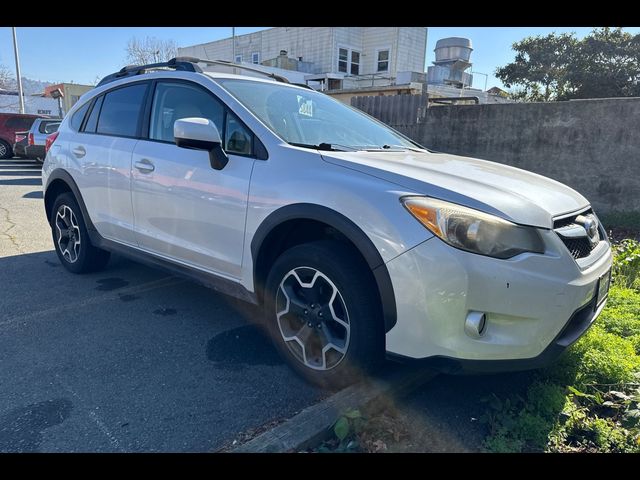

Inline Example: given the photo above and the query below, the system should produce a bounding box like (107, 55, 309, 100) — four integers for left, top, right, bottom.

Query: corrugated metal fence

(351, 94, 428, 128)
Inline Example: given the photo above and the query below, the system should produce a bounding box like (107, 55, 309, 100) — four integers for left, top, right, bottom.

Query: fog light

(465, 311, 487, 339)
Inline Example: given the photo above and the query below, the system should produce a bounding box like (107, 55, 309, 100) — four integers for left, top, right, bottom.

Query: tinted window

(150, 82, 224, 143)
(97, 83, 147, 137)
(225, 112, 252, 155)
(83, 96, 104, 133)
(70, 101, 91, 131)
(6, 116, 36, 130)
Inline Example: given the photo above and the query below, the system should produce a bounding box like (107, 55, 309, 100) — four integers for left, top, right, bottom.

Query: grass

(482, 238, 640, 453)
(315, 237, 640, 453)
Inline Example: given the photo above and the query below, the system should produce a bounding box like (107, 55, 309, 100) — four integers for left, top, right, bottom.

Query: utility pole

(11, 27, 25, 114)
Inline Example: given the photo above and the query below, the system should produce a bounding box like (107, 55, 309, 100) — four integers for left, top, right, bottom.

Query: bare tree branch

(0, 64, 17, 90)
(125, 37, 178, 65)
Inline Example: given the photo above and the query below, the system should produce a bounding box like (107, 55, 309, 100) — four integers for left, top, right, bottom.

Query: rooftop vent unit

(427, 37, 473, 88)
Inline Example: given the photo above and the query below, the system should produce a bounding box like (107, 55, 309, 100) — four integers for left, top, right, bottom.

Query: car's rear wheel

(0, 140, 12, 159)
(51, 192, 110, 273)
(264, 240, 384, 390)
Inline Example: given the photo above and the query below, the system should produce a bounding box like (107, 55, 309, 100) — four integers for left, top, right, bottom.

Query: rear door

(72, 81, 149, 245)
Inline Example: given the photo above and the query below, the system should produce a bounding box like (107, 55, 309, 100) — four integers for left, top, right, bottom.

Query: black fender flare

(251, 203, 397, 333)
(44, 169, 98, 235)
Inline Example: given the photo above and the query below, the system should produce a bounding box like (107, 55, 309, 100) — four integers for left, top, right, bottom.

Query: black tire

(51, 192, 111, 274)
(0, 140, 12, 159)
(264, 240, 384, 390)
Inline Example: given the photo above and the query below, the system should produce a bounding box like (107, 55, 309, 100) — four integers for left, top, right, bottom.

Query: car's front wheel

(51, 192, 111, 273)
(264, 240, 384, 390)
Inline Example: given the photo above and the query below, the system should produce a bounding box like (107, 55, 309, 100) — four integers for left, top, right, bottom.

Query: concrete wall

(396, 98, 640, 215)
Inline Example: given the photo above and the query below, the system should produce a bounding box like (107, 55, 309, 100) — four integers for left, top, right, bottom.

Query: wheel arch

(251, 203, 397, 333)
(44, 169, 96, 234)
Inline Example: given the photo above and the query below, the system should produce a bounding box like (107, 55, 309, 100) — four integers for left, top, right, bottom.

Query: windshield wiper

(378, 144, 427, 152)
(288, 142, 359, 152)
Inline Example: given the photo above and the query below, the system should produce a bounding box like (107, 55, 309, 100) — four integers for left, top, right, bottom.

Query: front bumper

(384, 228, 612, 367)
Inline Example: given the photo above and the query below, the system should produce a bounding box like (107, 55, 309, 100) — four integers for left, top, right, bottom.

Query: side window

(225, 112, 253, 155)
(96, 83, 147, 137)
(70, 102, 91, 131)
(149, 82, 224, 143)
(7, 117, 36, 130)
(83, 95, 104, 133)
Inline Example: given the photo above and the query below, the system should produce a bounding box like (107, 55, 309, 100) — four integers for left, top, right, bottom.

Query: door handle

(134, 159, 155, 173)
(72, 146, 86, 158)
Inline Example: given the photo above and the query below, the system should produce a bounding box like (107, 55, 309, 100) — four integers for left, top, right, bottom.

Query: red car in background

(0, 113, 47, 159)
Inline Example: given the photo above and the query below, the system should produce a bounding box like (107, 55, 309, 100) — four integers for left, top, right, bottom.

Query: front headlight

(401, 196, 545, 259)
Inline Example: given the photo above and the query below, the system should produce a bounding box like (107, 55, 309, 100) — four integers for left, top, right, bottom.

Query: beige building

(178, 27, 428, 92)
(44, 83, 93, 115)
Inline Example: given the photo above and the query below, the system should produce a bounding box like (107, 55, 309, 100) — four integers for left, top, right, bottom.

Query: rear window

(96, 83, 147, 137)
(5, 117, 36, 130)
(38, 120, 60, 134)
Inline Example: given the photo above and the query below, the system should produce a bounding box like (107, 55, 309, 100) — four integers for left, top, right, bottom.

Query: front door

(131, 80, 256, 279)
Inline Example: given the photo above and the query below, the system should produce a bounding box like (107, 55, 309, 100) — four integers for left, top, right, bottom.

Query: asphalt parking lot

(0, 157, 537, 453)
(0, 157, 323, 452)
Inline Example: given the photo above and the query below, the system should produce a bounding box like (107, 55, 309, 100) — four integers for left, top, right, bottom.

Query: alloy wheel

(0, 143, 7, 157)
(55, 205, 81, 263)
(275, 267, 350, 371)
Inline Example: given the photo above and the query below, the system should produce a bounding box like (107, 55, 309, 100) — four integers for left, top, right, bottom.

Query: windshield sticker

(298, 97, 313, 117)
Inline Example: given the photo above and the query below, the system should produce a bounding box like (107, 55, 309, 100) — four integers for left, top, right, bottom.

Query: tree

(0, 64, 16, 90)
(567, 27, 640, 99)
(125, 36, 178, 65)
(496, 28, 640, 101)
(495, 32, 578, 101)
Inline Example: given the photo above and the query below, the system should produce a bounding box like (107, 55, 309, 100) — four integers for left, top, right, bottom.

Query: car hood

(321, 150, 589, 228)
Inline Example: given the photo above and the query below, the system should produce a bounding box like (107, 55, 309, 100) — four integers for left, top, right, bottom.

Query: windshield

(215, 79, 422, 151)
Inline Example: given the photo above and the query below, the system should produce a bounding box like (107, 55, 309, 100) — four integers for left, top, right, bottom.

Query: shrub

(612, 239, 640, 289)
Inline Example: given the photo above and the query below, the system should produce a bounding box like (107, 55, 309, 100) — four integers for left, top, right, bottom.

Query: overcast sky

(1, 27, 639, 90)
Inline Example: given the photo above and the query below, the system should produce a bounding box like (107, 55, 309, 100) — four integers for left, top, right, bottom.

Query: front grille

(553, 208, 602, 260)
(561, 237, 598, 259)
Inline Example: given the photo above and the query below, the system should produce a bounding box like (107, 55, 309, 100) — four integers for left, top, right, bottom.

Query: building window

(350, 51, 360, 75)
(235, 54, 243, 63)
(338, 48, 348, 73)
(377, 49, 390, 72)
(251, 52, 260, 64)
(338, 47, 361, 75)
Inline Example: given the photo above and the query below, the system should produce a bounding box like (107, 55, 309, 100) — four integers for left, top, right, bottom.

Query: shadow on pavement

(22, 191, 43, 199)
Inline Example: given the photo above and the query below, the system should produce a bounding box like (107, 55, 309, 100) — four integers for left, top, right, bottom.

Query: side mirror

(174, 117, 229, 170)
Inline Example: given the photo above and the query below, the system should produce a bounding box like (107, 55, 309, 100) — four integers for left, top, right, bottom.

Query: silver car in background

(26, 118, 61, 162)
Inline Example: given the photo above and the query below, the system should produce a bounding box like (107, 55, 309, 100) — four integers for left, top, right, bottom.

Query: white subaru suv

(42, 58, 613, 388)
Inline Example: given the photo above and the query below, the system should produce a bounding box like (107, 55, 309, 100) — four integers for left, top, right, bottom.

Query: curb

(231, 366, 437, 453)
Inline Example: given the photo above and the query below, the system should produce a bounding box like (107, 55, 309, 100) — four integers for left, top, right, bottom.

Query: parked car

(12, 130, 29, 159)
(0, 113, 46, 159)
(41, 58, 613, 389)
(25, 118, 61, 162)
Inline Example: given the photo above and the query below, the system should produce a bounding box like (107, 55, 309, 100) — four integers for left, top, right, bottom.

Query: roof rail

(193, 58, 290, 84)
(97, 57, 295, 88)
(96, 57, 203, 87)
